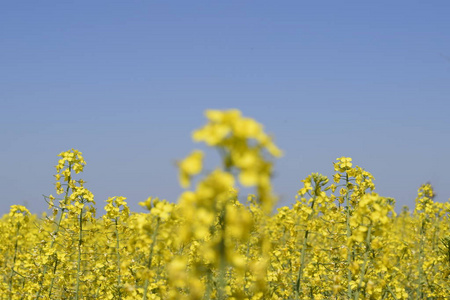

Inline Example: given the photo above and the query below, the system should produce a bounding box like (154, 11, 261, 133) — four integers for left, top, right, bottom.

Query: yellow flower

(205, 109, 241, 123)
(178, 150, 204, 188)
(335, 157, 352, 172)
(192, 123, 231, 146)
(239, 169, 259, 186)
(233, 117, 262, 138)
(333, 173, 341, 183)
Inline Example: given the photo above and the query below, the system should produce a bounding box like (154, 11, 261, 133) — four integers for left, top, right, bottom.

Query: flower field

(1, 110, 449, 299)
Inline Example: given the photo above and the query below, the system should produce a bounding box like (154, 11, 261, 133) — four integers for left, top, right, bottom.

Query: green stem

(36, 170, 72, 300)
(295, 198, 316, 298)
(354, 225, 372, 299)
(417, 220, 425, 299)
(8, 222, 21, 300)
(48, 258, 58, 298)
(387, 285, 399, 300)
(217, 208, 228, 300)
(345, 174, 353, 299)
(115, 217, 122, 299)
(143, 218, 160, 300)
(217, 251, 227, 300)
(75, 206, 84, 300)
(204, 270, 214, 299)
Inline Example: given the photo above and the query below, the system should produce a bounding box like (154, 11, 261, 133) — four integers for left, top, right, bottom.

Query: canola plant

(1, 109, 449, 299)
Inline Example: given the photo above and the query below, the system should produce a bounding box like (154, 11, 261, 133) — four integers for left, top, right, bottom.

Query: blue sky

(1, 1, 449, 215)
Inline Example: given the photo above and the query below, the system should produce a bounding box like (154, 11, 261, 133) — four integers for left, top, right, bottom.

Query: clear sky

(1, 1, 449, 215)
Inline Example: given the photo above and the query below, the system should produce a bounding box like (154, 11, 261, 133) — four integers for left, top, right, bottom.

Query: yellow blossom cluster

(1, 110, 449, 299)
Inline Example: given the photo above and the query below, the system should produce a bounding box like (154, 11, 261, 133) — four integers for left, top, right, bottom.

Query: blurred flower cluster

(0, 110, 449, 299)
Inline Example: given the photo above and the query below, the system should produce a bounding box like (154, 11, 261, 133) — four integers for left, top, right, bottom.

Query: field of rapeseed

(1, 110, 449, 299)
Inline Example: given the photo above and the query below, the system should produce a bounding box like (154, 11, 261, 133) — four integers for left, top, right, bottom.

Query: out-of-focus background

(1, 1, 449, 215)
